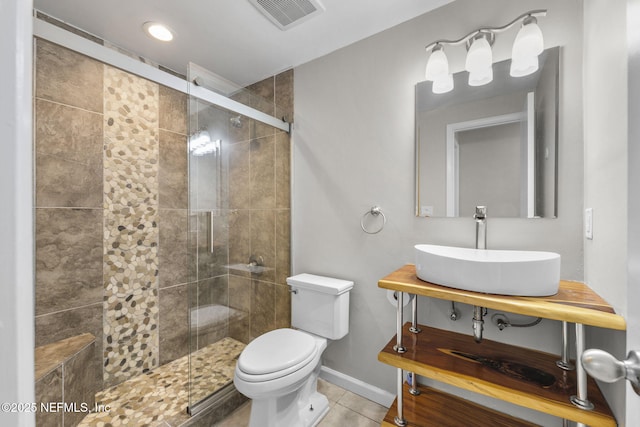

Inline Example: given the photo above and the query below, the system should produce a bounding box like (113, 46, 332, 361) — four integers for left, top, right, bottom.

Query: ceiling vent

(248, 0, 325, 31)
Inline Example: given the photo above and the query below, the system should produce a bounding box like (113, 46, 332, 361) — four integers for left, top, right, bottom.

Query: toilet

(233, 273, 354, 427)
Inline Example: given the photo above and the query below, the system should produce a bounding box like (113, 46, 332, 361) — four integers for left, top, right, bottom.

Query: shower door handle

(209, 211, 215, 254)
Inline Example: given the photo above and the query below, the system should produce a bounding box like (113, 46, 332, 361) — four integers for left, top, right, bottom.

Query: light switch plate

(585, 208, 593, 240)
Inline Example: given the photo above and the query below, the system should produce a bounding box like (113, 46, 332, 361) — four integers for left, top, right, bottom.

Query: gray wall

(294, 0, 584, 424)
(584, 0, 640, 426)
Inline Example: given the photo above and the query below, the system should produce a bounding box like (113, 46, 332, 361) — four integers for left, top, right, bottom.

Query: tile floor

(215, 379, 388, 427)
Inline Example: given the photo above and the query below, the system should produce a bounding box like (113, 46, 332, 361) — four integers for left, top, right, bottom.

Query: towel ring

(361, 206, 386, 234)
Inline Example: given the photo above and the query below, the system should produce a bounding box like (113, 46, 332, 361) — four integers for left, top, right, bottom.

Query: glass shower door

(186, 63, 291, 415)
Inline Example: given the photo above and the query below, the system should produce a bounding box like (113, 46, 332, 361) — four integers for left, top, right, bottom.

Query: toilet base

(247, 367, 329, 427)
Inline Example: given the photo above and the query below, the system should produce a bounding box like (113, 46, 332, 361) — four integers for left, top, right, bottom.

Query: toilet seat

(236, 329, 318, 382)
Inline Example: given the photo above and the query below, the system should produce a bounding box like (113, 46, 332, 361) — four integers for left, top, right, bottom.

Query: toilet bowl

(233, 273, 354, 427)
(234, 329, 329, 426)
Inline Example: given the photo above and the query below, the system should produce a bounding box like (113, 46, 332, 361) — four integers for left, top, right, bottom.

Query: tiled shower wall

(225, 71, 294, 344)
(34, 37, 293, 392)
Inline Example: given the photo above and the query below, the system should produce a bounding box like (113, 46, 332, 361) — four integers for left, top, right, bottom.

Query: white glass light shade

(469, 67, 493, 86)
(425, 47, 449, 81)
(510, 54, 539, 77)
(432, 74, 454, 94)
(512, 19, 543, 59)
(465, 37, 492, 73)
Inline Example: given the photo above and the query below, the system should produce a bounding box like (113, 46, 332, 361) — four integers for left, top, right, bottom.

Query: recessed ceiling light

(143, 21, 174, 42)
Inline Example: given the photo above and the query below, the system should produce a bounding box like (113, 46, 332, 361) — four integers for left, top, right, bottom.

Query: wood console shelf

(380, 323, 615, 426)
(382, 383, 538, 427)
(379, 264, 626, 330)
(378, 264, 626, 426)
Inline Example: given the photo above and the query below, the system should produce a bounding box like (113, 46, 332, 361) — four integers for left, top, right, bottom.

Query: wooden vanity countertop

(379, 264, 626, 331)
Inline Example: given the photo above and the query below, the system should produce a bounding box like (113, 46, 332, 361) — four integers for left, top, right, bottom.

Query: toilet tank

(287, 273, 354, 340)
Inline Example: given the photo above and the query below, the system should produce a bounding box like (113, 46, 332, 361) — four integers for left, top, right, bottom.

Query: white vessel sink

(415, 244, 561, 296)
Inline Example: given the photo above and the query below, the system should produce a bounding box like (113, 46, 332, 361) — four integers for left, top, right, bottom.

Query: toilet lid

(238, 329, 317, 375)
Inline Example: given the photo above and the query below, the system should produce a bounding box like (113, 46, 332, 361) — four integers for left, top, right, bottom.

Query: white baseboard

(319, 366, 395, 408)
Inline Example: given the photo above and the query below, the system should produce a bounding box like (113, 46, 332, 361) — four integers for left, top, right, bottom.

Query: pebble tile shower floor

(78, 338, 245, 427)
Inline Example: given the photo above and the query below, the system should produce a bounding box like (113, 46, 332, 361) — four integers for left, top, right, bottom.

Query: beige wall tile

(245, 77, 275, 116)
(229, 275, 251, 344)
(250, 279, 275, 339)
(274, 283, 291, 329)
(194, 211, 229, 280)
(64, 342, 98, 426)
(197, 276, 229, 307)
(275, 69, 294, 123)
(159, 284, 189, 365)
(228, 210, 251, 269)
(250, 135, 276, 209)
(158, 209, 189, 288)
(159, 85, 187, 135)
(35, 208, 103, 315)
(194, 276, 230, 347)
(35, 303, 104, 390)
(275, 132, 291, 210)
(35, 99, 103, 208)
(228, 141, 251, 209)
(228, 112, 252, 144)
(35, 39, 103, 113)
(159, 130, 188, 209)
(275, 209, 291, 286)
(229, 275, 251, 313)
(250, 210, 276, 283)
(35, 366, 63, 427)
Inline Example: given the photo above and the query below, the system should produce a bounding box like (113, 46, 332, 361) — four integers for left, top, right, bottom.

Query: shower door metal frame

(33, 16, 291, 133)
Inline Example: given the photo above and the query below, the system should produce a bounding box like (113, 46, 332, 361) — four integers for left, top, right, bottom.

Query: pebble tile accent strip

(103, 65, 161, 387)
(79, 337, 245, 427)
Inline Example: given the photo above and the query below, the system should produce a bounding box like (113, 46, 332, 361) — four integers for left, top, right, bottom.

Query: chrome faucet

(473, 206, 487, 342)
(474, 206, 487, 250)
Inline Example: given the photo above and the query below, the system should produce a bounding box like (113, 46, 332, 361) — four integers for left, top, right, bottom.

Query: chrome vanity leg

(409, 294, 421, 334)
(394, 368, 407, 427)
(556, 321, 575, 371)
(393, 292, 406, 353)
(408, 372, 420, 396)
(407, 295, 421, 396)
(570, 323, 594, 410)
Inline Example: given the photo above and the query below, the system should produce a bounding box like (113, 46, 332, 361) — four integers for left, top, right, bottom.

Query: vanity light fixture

(143, 21, 174, 42)
(424, 9, 546, 94)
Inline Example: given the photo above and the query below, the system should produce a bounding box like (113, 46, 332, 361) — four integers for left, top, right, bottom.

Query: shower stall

(33, 14, 293, 426)
(185, 65, 293, 415)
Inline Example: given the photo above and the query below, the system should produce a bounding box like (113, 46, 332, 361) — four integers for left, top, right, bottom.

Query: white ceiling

(34, 0, 452, 87)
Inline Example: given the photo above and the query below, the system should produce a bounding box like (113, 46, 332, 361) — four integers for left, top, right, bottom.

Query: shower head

(230, 115, 243, 128)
